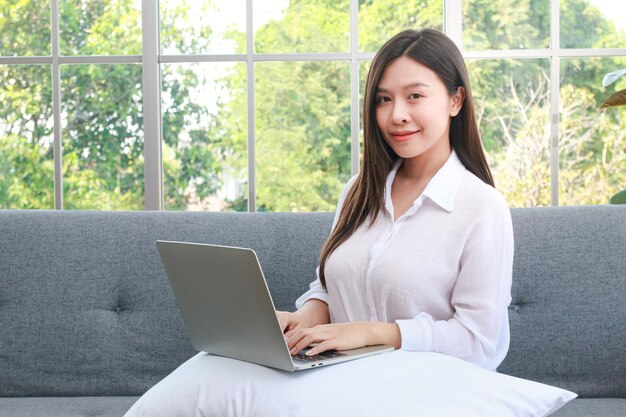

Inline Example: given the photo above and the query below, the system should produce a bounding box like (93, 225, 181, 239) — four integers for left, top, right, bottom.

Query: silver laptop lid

(156, 241, 296, 371)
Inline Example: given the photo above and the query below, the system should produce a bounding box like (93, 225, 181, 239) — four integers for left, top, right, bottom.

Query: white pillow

(125, 350, 576, 417)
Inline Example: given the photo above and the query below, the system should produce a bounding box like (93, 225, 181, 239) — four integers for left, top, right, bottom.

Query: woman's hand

(286, 322, 401, 356)
(276, 310, 311, 335)
(276, 298, 330, 336)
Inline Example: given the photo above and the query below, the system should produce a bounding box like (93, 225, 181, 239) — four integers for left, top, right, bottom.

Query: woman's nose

(391, 102, 409, 124)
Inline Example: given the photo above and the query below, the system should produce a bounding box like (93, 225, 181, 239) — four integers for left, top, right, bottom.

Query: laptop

(156, 240, 394, 372)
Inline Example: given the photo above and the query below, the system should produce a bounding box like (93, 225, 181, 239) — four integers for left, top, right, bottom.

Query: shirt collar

(384, 150, 466, 215)
(422, 150, 465, 212)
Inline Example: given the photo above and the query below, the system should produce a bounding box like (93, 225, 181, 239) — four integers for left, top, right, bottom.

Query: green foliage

(0, 64, 54, 209)
(0, 133, 54, 209)
(62, 150, 143, 209)
(600, 68, 626, 109)
(253, 60, 352, 211)
(359, 0, 442, 52)
(161, 63, 219, 210)
(559, 0, 617, 49)
(61, 64, 144, 197)
(60, 0, 141, 55)
(255, 0, 350, 53)
(468, 58, 550, 152)
(463, 0, 548, 50)
(610, 188, 626, 204)
(160, 0, 215, 54)
(559, 85, 625, 205)
(0, 0, 50, 56)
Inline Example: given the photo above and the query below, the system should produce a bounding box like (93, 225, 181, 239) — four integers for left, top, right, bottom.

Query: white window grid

(1, 0, 625, 210)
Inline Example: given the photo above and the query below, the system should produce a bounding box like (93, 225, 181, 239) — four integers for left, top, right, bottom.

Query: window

(1, 0, 144, 210)
(1, 0, 625, 210)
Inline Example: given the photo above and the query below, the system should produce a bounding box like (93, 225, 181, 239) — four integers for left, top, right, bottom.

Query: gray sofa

(1, 206, 625, 416)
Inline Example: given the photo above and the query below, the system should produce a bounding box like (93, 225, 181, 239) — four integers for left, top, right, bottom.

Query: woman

(278, 28, 514, 371)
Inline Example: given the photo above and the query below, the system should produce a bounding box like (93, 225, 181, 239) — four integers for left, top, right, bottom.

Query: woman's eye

(408, 93, 422, 100)
(376, 96, 390, 104)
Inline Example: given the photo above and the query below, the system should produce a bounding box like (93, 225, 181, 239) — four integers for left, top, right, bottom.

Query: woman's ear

(450, 86, 466, 116)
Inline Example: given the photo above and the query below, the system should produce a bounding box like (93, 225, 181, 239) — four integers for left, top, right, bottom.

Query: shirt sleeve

(395, 193, 514, 370)
(295, 175, 359, 310)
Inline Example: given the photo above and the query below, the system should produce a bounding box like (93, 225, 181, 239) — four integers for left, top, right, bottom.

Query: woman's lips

(390, 130, 419, 142)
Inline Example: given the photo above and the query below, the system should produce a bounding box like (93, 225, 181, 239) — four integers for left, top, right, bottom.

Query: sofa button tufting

(508, 305, 521, 312)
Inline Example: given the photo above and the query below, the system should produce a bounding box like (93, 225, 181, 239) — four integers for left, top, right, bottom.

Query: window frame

(1, 0, 625, 210)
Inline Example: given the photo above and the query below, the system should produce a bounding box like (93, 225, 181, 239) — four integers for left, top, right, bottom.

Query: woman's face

(374, 56, 462, 163)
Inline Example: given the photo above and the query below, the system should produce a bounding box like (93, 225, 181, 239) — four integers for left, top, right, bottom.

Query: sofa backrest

(1, 206, 625, 398)
(499, 205, 626, 398)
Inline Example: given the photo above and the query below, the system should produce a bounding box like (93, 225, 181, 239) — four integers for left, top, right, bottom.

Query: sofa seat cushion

(550, 398, 626, 417)
(0, 396, 138, 417)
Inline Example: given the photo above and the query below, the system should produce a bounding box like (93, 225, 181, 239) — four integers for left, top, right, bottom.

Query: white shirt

(296, 151, 514, 371)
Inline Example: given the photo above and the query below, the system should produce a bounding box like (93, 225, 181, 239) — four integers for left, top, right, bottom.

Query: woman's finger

(288, 329, 321, 354)
(305, 340, 337, 356)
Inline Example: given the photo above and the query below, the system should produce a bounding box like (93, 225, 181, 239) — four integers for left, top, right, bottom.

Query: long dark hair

(318, 29, 494, 288)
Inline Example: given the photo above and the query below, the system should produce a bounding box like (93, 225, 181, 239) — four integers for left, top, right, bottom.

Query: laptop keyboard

(293, 348, 347, 363)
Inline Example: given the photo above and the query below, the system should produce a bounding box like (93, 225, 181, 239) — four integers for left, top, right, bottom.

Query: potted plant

(600, 69, 626, 204)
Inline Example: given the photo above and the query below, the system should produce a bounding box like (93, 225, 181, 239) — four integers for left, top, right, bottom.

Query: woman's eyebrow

(376, 82, 431, 93)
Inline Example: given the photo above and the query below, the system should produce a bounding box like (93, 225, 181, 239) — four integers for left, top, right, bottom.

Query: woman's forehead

(377, 57, 443, 90)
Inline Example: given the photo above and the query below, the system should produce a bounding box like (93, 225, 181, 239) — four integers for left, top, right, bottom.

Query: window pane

(561, 0, 626, 49)
(467, 58, 551, 207)
(560, 57, 626, 205)
(61, 64, 143, 209)
(0, 0, 50, 56)
(160, 0, 245, 55)
(254, 0, 350, 53)
(255, 61, 351, 211)
(60, 0, 141, 55)
(161, 63, 248, 211)
(463, 0, 549, 50)
(359, 0, 443, 53)
(0, 65, 54, 209)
